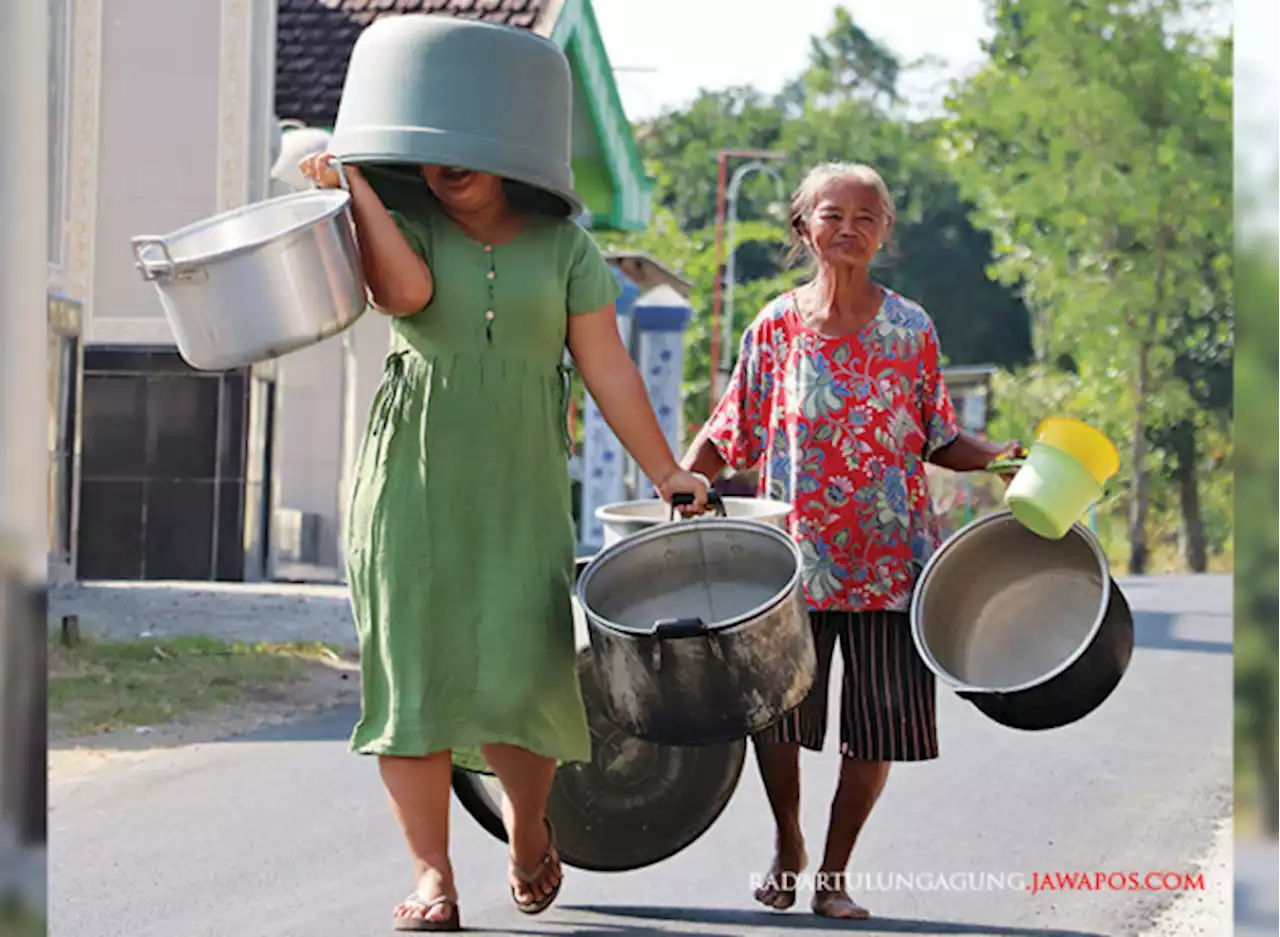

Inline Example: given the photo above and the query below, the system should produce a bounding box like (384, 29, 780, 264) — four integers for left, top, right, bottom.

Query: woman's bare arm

(681, 428, 728, 481)
(566, 305, 682, 488)
(345, 171, 434, 317)
(299, 155, 433, 317)
(929, 432, 1016, 472)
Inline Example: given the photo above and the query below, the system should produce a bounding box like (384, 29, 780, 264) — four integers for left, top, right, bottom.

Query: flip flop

(509, 817, 562, 915)
(392, 892, 460, 932)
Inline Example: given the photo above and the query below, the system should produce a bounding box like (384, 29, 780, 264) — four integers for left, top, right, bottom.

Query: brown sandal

(509, 817, 562, 915)
(392, 892, 460, 931)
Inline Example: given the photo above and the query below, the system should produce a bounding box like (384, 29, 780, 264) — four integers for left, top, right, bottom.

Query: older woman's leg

(812, 759, 890, 919)
(379, 752, 457, 925)
(752, 611, 838, 910)
(752, 739, 809, 908)
(481, 743, 562, 909)
(811, 610, 939, 919)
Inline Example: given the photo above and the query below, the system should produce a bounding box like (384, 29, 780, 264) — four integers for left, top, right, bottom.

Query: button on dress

(344, 199, 621, 773)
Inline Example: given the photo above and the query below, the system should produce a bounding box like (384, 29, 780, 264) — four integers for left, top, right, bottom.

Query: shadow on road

(563, 904, 1108, 935)
(1132, 611, 1232, 655)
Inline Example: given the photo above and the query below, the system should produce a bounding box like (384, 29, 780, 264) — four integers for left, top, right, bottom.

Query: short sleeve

(566, 224, 622, 314)
(388, 209, 430, 261)
(703, 324, 774, 471)
(920, 321, 960, 459)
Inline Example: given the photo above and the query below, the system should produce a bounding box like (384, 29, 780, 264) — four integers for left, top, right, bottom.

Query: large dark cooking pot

(575, 493, 815, 746)
(910, 510, 1133, 731)
(451, 556, 747, 872)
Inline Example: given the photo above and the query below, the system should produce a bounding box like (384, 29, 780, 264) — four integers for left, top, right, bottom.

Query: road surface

(50, 575, 1245, 936)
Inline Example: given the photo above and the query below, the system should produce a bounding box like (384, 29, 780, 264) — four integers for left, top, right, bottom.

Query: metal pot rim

(135, 189, 353, 273)
(576, 517, 804, 637)
(909, 509, 1112, 694)
(594, 497, 793, 523)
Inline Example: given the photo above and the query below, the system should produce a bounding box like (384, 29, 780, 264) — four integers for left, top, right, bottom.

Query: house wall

(90, 0, 222, 343)
(65, 0, 284, 583)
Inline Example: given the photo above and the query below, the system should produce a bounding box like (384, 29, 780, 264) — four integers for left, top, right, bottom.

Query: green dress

(343, 198, 621, 773)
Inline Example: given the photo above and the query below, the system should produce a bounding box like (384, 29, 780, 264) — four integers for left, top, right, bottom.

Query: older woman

(683, 162, 1018, 921)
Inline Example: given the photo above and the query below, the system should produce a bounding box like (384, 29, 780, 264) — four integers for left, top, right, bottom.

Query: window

(48, 0, 72, 270)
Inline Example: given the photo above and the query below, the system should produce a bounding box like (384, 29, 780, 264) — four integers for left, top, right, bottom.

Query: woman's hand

(656, 469, 712, 516)
(298, 153, 362, 189)
(988, 439, 1025, 486)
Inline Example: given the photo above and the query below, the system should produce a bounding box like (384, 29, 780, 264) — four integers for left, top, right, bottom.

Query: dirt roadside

(48, 653, 361, 785)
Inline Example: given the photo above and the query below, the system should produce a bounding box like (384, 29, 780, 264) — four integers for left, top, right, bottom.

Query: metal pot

(330, 16, 583, 218)
(595, 496, 793, 548)
(910, 510, 1134, 731)
(131, 188, 366, 371)
(576, 494, 815, 746)
(450, 556, 748, 872)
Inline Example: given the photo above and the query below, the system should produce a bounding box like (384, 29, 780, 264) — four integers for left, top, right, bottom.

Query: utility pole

(0, 0, 50, 903)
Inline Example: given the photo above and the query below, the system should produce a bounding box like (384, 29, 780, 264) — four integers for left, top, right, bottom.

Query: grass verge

(48, 635, 342, 739)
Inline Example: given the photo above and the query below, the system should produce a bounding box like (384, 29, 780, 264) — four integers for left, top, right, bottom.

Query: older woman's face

(805, 177, 891, 268)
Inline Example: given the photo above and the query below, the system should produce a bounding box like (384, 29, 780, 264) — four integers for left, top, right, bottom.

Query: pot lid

(451, 646, 745, 872)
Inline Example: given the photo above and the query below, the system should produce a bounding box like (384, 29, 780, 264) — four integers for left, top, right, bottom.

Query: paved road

(50, 575, 1241, 936)
(1235, 840, 1279, 937)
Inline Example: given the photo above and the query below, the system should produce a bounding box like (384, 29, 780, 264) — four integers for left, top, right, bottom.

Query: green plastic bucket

(1000, 443, 1103, 540)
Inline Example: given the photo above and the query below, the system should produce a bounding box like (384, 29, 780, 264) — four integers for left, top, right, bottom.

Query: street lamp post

(709, 149, 787, 413)
(721, 160, 787, 392)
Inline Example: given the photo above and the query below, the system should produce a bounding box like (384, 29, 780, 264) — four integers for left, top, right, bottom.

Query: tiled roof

(275, 0, 550, 128)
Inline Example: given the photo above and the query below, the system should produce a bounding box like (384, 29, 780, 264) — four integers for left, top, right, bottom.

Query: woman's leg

(752, 611, 838, 909)
(812, 758, 890, 918)
(480, 743, 562, 908)
(752, 738, 809, 908)
(379, 751, 457, 924)
(811, 610, 938, 919)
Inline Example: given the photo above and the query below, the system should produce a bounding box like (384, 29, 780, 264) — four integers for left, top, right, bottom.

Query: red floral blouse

(705, 289, 960, 613)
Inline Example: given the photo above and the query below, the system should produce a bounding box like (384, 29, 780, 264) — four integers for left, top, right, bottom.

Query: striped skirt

(756, 610, 938, 761)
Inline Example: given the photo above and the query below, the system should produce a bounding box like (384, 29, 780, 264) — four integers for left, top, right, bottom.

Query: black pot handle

(653, 617, 707, 638)
(670, 488, 726, 520)
(957, 689, 1008, 701)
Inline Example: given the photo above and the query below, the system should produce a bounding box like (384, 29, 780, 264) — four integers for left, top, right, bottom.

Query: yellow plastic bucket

(994, 418, 1119, 540)
(1032, 417, 1120, 485)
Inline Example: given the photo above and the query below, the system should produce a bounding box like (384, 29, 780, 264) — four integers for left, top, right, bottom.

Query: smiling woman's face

(804, 176, 891, 268)
(420, 165, 505, 212)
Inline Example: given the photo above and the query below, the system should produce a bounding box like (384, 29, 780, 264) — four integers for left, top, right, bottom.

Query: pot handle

(325, 156, 352, 192)
(670, 488, 726, 520)
(130, 236, 205, 284)
(653, 617, 707, 638)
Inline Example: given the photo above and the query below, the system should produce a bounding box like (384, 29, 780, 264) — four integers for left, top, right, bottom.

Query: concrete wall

(91, 0, 222, 341)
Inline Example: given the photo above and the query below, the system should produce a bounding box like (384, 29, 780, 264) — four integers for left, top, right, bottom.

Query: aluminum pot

(576, 494, 815, 746)
(910, 510, 1133, 731)
(130, 188, 366, 372)
(330, 16, 583, 218)
(595, 496, 793, 548)
(450, 556, 748, 872)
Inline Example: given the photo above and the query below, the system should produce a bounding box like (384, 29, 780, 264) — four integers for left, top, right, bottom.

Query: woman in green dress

(300, 154, 710, 931)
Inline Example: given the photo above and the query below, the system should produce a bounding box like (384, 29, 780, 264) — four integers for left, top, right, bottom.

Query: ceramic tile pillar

(631, 285, 693, 500)
(576, 267, 640, 551)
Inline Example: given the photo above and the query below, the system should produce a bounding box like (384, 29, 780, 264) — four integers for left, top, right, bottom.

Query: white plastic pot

(595, 496, 792, 547)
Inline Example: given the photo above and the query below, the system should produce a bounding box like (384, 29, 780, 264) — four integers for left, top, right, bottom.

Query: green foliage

(1233, 241, 1279, 836)
(943, 0, 1232, 572)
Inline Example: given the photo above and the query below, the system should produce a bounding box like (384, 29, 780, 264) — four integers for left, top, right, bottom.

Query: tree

(943, 0, 1232, 573)
(631, 9, 1034, 377)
